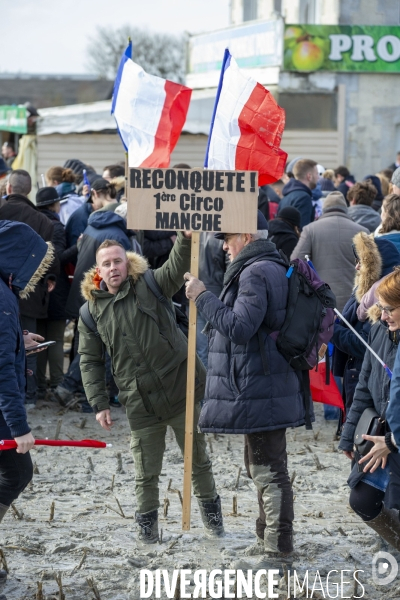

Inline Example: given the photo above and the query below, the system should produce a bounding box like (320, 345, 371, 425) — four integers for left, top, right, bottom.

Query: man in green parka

(78, 232, 223, 543)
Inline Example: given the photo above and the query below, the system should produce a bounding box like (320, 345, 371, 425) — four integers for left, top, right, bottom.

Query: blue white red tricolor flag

(112, 42, 192, 168)
(204, 49, 287, 185)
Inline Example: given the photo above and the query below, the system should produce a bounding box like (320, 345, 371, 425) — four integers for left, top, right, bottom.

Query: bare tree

(86, 25, 185, 83)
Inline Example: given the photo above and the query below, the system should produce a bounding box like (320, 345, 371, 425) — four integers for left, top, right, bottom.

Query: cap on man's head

(323, 191, 347, 212)
(214, 210, 268, 239)
(392, 166, 400, 188)
(36, 187, 60, 207)
(277, 206, 301, 229)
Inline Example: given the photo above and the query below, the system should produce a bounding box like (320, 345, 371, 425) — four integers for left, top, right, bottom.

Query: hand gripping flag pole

(304, 255, 392, 379)
(0, 439, 112, 450)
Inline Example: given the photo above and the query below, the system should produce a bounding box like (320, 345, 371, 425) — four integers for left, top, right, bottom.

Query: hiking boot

(54, 385, 73, 406)
(257, 551, 294, 576)
(0, 570, 7, 587)
(198, 495, 225, 538)
(37, 388, 47, 401)
(244, 535, 265, 556)
(135, 510, 159, 544)
(365, 505, 400, 550)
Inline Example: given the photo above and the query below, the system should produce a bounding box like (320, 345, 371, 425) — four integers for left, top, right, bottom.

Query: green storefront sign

(284, 25, 400, 73)
(0, 105, 27, 134)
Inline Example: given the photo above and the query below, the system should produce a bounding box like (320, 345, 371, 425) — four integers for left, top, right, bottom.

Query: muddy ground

(1, 400, 399, 599)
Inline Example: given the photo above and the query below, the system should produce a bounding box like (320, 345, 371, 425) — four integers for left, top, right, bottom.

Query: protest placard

(127, 167, 258, 233)
(127, 166, 258, 531)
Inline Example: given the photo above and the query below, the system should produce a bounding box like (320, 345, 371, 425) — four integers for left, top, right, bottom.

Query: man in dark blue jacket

(184, 211, 311, 570)
(279, 159, 318, 228)
(0, 221, 55, 527)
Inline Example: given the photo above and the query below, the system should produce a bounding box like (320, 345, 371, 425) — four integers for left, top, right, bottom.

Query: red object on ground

(309, 360, 344, 410)
(0, 439, 108, 450)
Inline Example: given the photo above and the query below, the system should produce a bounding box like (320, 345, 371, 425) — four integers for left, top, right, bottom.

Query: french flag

(204, 49, 287, 185)
(112, 42, 192, 168)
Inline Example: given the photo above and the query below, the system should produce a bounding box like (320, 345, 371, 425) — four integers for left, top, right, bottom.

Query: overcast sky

(2, 0, 230, 74)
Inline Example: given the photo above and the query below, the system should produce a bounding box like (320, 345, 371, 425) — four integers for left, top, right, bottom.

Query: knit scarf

(56, 182, 76, 198)
(223, 239, 278, 285)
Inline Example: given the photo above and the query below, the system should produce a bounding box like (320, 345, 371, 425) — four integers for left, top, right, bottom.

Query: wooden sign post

(127, 167, 258, 531)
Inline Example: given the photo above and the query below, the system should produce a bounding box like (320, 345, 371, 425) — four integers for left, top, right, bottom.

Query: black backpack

(79, 269, 188, 337)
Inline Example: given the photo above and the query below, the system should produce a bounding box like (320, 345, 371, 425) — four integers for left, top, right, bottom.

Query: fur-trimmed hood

(0, 220, 55, 299)
(367, 301, 382, 324)
(353, 232, 400, 303)
(81, 251, 148, 301)
(110, 175, 125, 192)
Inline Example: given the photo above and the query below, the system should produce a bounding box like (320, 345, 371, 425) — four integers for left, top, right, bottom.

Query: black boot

(135, 509, 158, 544)
(198, 495, 225, 538)
(365, 505, 400, 550)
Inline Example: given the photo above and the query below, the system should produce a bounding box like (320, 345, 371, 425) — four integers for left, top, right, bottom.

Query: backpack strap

(142, 269, 176, 321)
(79, 301, 99, 336)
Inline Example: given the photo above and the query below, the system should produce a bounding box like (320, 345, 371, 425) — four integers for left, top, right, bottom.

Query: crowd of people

(2, 152, 400, 581)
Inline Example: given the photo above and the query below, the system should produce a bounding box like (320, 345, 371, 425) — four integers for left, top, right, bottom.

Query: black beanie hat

(277, 206, 301, 228)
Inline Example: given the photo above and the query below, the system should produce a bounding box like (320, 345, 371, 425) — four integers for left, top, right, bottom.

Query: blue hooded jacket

(279, 179, 314, 229)
(65, 209, 132, 319)
(0, 220, 51, 439)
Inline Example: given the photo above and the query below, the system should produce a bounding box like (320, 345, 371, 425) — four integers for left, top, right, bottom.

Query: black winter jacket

(339, 321, 399, 452)
(0, 194, 59, 319)
(196, 243, 311, 434)
(38, 209, 77, 320)
(143, 230, 175, 268)
(65, 202, 92, 247)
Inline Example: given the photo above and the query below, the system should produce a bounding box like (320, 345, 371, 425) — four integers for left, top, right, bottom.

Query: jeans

(323, 375, 342, 420)
(244, 428, 293, 554)
(196, 311, 209, 369)
(60, 328, 85, 394)
(0, 449, 33, 506)
(62, 353, 84, 393)
(130, 404, 216, 513)
(21, 315, 37, 403)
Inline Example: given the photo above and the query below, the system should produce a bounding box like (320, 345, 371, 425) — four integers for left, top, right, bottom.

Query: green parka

(78, 233, 206, 431)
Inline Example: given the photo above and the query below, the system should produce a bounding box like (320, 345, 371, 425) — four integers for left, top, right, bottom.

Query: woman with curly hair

(375, 194, 400, 252)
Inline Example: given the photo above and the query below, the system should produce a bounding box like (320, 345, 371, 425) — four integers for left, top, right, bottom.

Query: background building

(187, 0, 400, 178)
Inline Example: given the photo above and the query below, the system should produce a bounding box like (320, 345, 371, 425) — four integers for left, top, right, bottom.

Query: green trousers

(130, 404, 217, 513)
